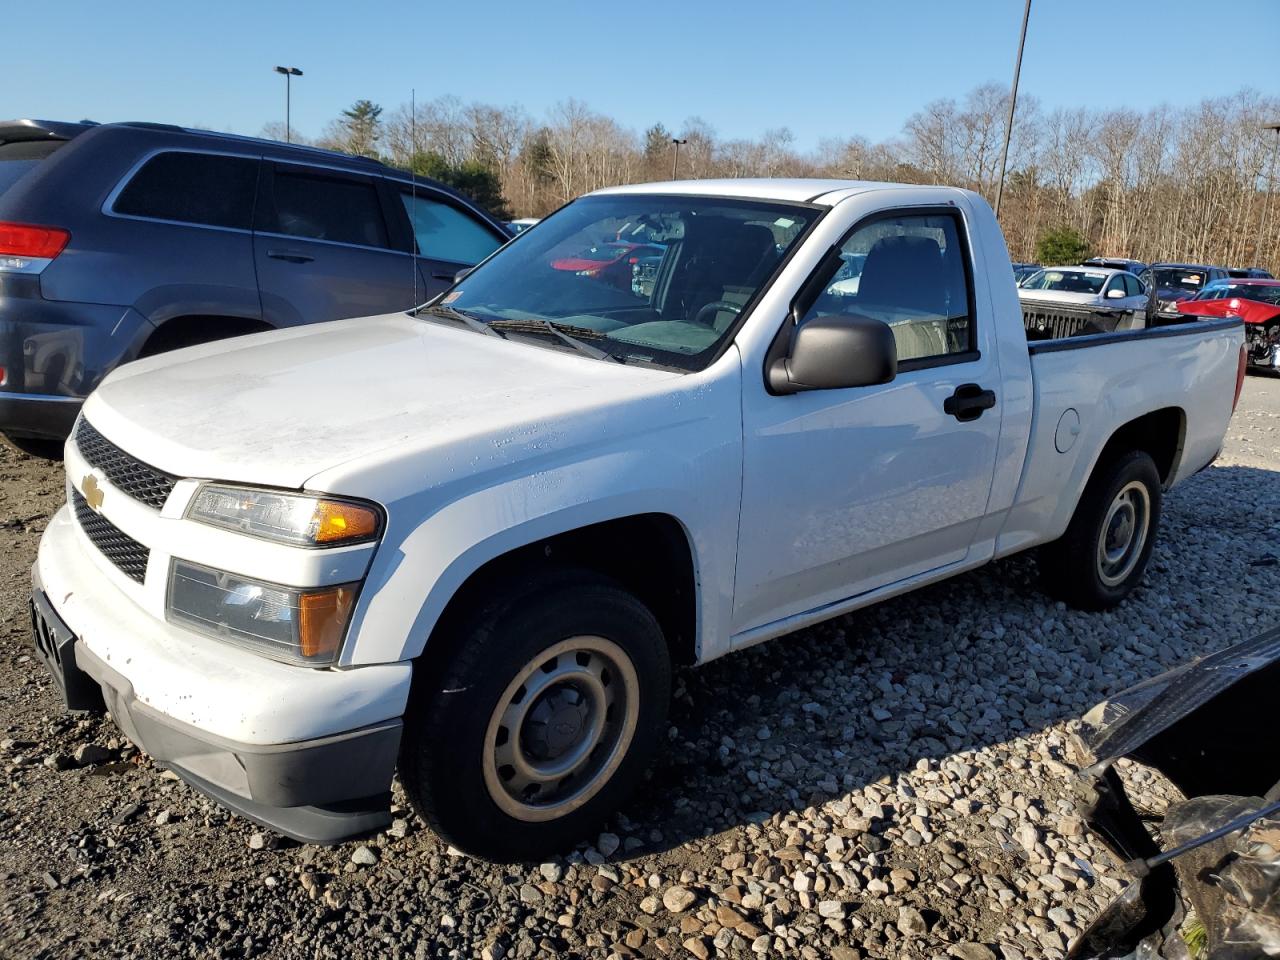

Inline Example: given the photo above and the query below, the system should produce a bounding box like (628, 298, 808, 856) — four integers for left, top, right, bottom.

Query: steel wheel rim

(482, 635, 640, 822)
(1097, 480, 1151, 587)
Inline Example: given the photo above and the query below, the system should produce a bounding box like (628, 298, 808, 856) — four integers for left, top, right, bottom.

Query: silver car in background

(1018, 265, 1153, 340)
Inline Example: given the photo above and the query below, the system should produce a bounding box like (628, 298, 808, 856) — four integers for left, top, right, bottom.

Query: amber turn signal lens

(298, 584, 357, 660)
(313, 501, 380, 544)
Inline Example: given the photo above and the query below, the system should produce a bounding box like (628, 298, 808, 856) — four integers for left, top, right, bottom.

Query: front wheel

(399, 570, 671, 861)
(1040, 449, 1162, 610)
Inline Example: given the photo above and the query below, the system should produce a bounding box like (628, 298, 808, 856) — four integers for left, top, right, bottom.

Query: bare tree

(298, 86, 1280, 273)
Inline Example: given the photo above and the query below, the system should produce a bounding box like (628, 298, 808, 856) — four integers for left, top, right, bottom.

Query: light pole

(671, 138, 688, 179)
(273, 66, 303, 143)
(994, 0, 1032, 220)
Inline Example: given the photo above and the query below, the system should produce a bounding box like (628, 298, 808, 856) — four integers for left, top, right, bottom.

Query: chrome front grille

(71, 489, 150, 584)
(74, 418, 176, 509)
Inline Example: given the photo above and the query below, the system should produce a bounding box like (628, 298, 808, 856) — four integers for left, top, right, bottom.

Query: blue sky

(9, 0, 1278, 150)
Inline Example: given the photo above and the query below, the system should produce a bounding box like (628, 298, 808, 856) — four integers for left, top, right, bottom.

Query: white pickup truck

(30, 179, 1245, 860)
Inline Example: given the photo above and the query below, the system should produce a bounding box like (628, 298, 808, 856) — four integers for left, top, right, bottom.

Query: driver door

(732, 207, 1003, 636)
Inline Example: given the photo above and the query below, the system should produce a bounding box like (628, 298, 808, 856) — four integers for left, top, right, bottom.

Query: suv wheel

(399, 569, 671, 861)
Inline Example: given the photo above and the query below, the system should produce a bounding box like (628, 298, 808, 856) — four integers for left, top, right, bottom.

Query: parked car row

(1010, 250, 1276, 358)
(1177, 278, 1280, 371)
(0, 118, 514, 455)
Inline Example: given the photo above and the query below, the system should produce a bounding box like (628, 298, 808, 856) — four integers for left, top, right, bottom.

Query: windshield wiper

(417, 304, 506, 340)
(488, 319, 623, 363)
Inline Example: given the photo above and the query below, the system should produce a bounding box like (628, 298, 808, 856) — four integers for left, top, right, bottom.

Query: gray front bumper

(32, 575, 401, 844)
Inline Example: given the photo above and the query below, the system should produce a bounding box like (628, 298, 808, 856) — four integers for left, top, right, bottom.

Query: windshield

(1020, 269, 1107, 294)
(1195, 283, 1280, 306)
(425, 194, 818, 371)
(1152, 268, 1207, 291)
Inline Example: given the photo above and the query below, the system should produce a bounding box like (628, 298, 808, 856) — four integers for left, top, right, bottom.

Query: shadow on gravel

(609, 463, 1280, 861)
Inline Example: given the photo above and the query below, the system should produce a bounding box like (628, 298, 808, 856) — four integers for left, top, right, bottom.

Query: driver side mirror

(1105, 288, 1126, 300)
(769, 314, 897, 394)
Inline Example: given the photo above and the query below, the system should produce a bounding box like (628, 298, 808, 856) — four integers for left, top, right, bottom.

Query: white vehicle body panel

(35, 507, 410, 744)
(732, 189, 1008, 634)
(995, 328, 1238, 557)
(84, 314, 683, 490)
(34, 177, 1243, 789)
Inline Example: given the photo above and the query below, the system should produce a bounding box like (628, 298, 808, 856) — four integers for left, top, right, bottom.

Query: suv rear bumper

(31, 507, 410, 844)
(0, 392, 81, 440)
(0, 299, 150, 439)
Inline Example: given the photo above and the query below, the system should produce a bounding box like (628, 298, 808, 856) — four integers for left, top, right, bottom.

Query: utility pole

(994, 0, 1032, 219)
(1262, 123, 1280, 271)
(273, 66, 303, 143)
(671, 138, 688, 179)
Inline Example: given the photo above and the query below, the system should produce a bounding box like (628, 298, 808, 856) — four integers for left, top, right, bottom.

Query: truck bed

(1021, 296, 1143, 341)
(994, 315, 1244, 559)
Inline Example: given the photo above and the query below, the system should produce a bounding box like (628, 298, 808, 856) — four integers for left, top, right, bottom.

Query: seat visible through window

(800, 212, 974, 363)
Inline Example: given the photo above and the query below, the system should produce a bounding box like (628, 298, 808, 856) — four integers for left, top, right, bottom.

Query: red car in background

(1178, 278, 1280, 372)
(549, 241, 665, 291)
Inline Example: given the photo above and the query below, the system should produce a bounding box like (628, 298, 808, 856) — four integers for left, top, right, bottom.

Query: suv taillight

(0, 222, 70, 274)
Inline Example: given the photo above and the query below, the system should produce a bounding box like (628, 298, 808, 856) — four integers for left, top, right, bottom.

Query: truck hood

(83, 312, 682, 490)
(1017, 289, 1107, 308)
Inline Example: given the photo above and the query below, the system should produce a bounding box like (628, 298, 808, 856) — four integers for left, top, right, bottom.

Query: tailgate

(1020, 297, 1139, 341)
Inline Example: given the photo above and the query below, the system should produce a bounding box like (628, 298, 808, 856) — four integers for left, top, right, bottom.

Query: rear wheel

(399, 569, 671, 861)
(1040, 449, 1162, 610)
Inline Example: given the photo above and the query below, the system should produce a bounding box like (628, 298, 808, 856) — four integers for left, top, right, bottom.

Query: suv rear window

(113, 152, 259, 229)
(0, 139, 66, 196)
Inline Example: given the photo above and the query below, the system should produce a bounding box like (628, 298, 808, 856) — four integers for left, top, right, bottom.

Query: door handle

(266, 250, 314, 264)
(430, 271, 455, 281)
(944, 383, 997, 422)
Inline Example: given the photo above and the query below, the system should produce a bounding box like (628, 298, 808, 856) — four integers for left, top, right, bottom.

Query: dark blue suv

(0, 119, 511, 455)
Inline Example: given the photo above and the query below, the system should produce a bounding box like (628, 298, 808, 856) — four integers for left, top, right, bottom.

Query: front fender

(336, 391, 743, 668)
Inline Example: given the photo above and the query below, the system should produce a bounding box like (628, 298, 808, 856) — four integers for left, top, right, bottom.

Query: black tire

(399, 568, 671, 861)
(2, 433, 64, 461)
(1040, 449, 1162, 610)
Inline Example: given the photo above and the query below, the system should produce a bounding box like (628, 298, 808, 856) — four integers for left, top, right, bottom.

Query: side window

(265, 168, 389, 248)
(1123, 274, 1141, 296)
(804, 212, 973, 363)
(113, 152, 258, 229)
(399, 191, 503, 266)
(1104, 275, 1126, 297)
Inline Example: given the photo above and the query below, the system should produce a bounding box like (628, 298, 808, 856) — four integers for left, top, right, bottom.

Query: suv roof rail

(112, 121, 389, 169)
(119, 121, 189, 133)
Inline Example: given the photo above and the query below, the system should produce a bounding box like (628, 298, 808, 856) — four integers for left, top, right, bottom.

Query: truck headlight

(167, 559, 357, 665)
(187, 485, 381, 547)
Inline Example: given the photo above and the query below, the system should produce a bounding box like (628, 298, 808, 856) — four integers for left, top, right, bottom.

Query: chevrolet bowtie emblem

(81, 474, 104, 511)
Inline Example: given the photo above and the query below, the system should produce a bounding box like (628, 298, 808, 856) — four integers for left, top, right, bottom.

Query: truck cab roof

(590, 178, 969, 207)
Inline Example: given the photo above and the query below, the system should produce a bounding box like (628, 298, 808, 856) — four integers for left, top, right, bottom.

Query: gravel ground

(2, 376, 1279, 960)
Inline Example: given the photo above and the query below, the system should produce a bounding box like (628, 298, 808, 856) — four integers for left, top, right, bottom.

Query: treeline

(265, 85, 1280, 271)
